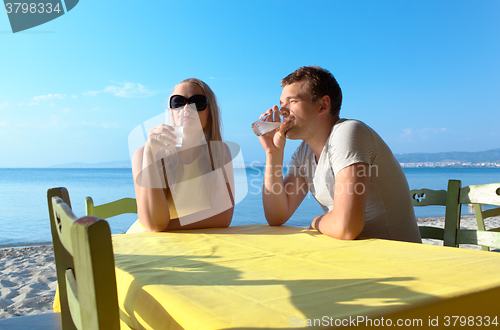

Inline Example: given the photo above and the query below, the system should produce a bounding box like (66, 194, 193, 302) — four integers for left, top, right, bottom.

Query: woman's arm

(132, 146, 172, 232)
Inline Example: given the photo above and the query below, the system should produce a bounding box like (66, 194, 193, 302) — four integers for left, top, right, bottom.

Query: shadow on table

(170, 224, 377, 239)
(115, 253, 435, 330)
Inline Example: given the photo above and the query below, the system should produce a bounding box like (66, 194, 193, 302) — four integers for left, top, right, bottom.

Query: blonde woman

(127, 78, 234, 232)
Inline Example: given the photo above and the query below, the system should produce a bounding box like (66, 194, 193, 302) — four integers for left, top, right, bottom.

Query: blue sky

(1, 0, 499, 167)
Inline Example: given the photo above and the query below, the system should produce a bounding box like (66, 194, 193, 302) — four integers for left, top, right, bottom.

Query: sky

(1, 0, 499, 168)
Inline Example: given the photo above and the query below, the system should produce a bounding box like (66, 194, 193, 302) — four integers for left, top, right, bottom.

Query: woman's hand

(145, 124, 178, 158)
(258, 105, 290, 156)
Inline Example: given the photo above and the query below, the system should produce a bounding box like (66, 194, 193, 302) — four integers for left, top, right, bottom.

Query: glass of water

(252, 112, 282, 136)
(166, 108, 184, 147)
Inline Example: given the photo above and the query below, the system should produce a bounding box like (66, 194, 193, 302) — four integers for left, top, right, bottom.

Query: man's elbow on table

(323, 225, 363, 240)
(313, 213, 365, 240)
(331, 227, 363, 240)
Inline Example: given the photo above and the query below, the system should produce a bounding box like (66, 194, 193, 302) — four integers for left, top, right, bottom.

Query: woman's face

(171, 82, 210, 130)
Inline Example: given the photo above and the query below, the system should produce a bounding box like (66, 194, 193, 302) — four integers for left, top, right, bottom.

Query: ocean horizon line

(2, 163, 500, 169)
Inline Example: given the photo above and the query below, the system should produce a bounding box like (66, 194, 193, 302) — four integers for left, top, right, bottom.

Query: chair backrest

(410, 188, 448, 240)
(411, 181, 500, 250)
(446, 181, 500, 250)
(48, 188, 120, 330)
(85, 196, 137, 219)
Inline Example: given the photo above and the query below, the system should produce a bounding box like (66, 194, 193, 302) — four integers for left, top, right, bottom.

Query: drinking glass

(166, 108, 184, 147)
(252, 113, 281, 136)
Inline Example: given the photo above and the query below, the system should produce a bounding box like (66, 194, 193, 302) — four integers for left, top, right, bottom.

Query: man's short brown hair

(281, 66, 342, 117)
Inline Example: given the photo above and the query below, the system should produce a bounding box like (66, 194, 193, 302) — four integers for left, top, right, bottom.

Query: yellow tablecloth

(112, 225, 500, 329)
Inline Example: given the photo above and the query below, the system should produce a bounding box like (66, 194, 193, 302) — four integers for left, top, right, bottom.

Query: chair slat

(418, 226, 445, 240)
(457, 229, 500, 250)
(86, 197, 137, 219)
(410, 189, 447, 206)
(65, 269, 82, 330)
(443, 180, 461, 247)
(481, 207, 500, 219)
(459, 183, 500, 206)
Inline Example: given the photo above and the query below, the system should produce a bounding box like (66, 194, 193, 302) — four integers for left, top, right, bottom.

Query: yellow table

(113, 225, 500, 329)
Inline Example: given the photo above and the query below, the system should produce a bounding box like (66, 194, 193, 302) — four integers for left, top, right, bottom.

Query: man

(258, 66, 421, 242)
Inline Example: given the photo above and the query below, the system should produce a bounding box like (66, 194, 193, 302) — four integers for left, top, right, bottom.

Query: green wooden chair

(411, 180, 500, 251)
(445, 180, 500, 251)
(47, 187, 123, 330)
(410, 187, 447, 241)
(0, 188, 128, 329)
(84, 196, 137, 220)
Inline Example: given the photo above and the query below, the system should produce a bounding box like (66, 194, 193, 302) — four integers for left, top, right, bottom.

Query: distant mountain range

(394, 148, 500, 164)
(50, 148, 500, 168)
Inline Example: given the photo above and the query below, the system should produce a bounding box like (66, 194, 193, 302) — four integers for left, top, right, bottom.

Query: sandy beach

(1, 216, 499, 320)
(0, 245, 57, 319)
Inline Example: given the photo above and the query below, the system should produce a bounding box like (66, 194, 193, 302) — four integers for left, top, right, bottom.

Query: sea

(1, 167, 499, 247)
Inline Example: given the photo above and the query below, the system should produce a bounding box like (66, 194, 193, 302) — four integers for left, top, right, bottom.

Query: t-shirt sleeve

(287, 143, 306, 178)
(330, 120, 376, 175)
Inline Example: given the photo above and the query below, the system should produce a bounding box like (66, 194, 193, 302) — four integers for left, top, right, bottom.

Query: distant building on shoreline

(399, 162, 500, 168)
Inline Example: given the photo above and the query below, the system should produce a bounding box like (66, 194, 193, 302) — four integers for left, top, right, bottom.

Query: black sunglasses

(169, 94, 209, 111)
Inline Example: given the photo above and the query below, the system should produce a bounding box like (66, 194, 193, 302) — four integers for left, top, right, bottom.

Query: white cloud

(104, 82, 158, 98)
(398, 127, 448, 141)
(62, 107, 71, 113)
(0, 121, 8, 126)
(83, 90, 101, 96)
(33, 93, 66, 102)
(26, 94, 66, 106)
(401, 128, 412, 136)
(0, 101, 9, 109)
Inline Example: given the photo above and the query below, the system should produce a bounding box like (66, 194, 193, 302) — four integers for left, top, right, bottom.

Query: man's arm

(311, 162, 370, 239)
(262, 158, 309, 226)
(257, 107, 305, 225)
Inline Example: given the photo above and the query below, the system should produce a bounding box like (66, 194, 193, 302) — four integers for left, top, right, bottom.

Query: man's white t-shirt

(288, 119, 421, 243)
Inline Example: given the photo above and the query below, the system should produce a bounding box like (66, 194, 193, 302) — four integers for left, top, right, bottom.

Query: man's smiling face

(280, 80, 321, 140)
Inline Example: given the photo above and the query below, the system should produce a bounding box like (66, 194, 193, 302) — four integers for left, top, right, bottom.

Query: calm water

(1, 167, 499, 246)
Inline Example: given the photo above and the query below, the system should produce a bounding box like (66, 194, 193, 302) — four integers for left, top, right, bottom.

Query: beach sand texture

(0, 246, 57, 319)
(1, 216, 499, 320)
